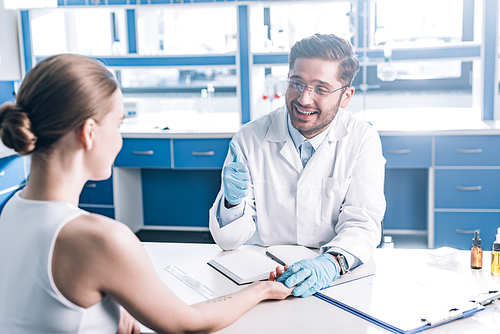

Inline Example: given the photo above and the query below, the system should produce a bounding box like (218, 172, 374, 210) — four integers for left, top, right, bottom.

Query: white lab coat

(209, 105, 386, 264)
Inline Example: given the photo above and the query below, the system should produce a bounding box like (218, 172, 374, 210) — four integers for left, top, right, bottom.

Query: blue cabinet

(113, 136, 231, 229)
(79, 177, 114, 219)
(381, 136, 431, 233)
(382, 134, 500, 249)
(111, 133, 500, 242)
(433, 135, 500, 250)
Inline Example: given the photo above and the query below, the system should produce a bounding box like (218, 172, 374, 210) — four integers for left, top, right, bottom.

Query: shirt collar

(287, 112, 334, 152)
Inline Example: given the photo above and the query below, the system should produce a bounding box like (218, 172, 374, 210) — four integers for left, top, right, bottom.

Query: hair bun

(0, 102, 37, 155)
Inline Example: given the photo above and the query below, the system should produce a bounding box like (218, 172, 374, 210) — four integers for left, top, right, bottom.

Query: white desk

(143, 243, 500, 334)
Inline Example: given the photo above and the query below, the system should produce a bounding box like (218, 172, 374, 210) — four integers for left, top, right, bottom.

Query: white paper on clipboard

(316, 267, 484, 333)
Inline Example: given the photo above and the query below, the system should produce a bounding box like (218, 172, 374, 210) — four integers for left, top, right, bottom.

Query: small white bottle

(382, 236, 394, 249)
(206, 84, 215, 115)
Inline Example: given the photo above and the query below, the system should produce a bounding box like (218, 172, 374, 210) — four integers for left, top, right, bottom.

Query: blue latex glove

(277, 254, 341, 298)
(223, 141, 250, 205)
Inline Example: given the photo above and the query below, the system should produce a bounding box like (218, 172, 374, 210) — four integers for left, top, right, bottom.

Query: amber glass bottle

(471, 230, 482, 270)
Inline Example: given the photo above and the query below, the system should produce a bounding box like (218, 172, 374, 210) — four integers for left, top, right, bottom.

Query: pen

(266, 251, 286, 266)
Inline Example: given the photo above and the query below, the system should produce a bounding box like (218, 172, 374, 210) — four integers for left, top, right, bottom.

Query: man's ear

(80, 118, 96, 151)
(340, 86, 355, 109)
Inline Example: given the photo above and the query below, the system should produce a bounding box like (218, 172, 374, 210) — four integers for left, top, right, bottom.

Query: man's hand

(277, 254, 340, 298)
(223, 141, 249, 206)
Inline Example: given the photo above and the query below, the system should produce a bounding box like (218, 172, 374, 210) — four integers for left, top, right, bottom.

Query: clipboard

(315, 269, 484, 334)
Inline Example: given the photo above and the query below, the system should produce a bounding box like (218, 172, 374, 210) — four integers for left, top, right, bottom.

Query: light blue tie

(299, 140, 314, 167)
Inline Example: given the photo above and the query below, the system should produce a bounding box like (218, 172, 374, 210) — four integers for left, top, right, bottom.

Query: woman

(0, 54, 292, 334)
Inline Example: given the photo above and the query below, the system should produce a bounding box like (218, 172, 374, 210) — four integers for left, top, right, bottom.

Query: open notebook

(207, 245, 318, 285)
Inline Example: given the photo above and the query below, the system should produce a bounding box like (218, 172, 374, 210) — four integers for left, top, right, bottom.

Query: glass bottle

(470, 230, 482, 270)
(492, 227, 500, 276)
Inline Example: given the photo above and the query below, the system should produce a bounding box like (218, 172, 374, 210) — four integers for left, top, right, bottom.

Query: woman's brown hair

(0, 54, 119, 155)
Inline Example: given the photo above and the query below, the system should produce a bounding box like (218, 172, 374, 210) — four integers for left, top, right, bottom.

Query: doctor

(209, 34, 386, 297)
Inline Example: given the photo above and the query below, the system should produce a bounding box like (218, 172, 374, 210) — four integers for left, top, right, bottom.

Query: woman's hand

(116, 309, 141, 334)
(269, 265, 289, 281)
(252, 265, 294, 300)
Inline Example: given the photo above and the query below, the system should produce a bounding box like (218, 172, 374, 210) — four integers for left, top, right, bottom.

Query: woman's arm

(53, 214, 292, 334)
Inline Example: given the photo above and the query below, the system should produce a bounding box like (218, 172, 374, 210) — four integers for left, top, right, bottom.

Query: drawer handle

(85, 183, 97, 188)
(386, 149, 411, 154)
(0, 170, 4, 177)
(132, 150, 154, 155)
(457, 149, 482, 154)
(456, 186, 482, 191)
(455, 229, 480, 234)
(191, 151, 215, 156)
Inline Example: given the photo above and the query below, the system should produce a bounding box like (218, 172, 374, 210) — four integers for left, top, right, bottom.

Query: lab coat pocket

(321, 177, 351, 224)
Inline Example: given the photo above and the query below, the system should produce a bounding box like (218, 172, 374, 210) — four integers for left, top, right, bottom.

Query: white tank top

(0, 192, 120, 333)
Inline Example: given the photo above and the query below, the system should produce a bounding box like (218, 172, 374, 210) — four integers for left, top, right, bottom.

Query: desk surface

(143, 243, 500, 334)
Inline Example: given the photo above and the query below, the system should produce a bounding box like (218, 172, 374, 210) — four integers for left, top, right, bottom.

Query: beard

(286, 91, 342, 138)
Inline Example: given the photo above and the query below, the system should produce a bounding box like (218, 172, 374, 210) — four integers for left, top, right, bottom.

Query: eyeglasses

(286, 79, 349, 97)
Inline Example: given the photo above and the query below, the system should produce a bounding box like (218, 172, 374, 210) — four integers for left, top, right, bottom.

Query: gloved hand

(277, 253, 340, 298)
(223, 140, 250, 205)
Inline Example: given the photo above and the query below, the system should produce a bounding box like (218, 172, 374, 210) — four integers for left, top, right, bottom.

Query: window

(370, 0, 466, 48)
(31, 8, 126, 56)
(135, 7, 237, 55)
(250, 2, 353, 53)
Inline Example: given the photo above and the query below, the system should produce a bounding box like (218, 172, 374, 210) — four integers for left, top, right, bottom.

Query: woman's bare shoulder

(57, 213, 141, 259)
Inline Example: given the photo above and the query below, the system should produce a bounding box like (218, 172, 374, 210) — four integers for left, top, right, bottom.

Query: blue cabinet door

(114, 139, 172, 168)
(142, 169, 221, 227)
(381, 136, 432, 168)
(435, 169, 500, 209)
(435, 212, 500, 250)
(173, 138, 230, 169)
(79, 177, 113, 205)
(384, 169, 428, 230)
(435, 135, 500, 166)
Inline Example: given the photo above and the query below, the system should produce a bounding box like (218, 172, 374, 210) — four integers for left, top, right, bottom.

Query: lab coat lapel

(325, 110, 349, 178)
(264, 106, 303, 173)
(304, 109, 348, 171)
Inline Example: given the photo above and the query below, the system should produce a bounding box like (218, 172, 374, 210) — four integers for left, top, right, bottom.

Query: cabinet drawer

(435, 212, 500, 250)
(435, 169, 500, 209)
(380, 136, 432, 167)
(114, 139, 171, 168)
(173, 138, 230, 169)
(0, 155, 27, 191)
(79, 177, 113, 205)
(435, 135, 500, 166)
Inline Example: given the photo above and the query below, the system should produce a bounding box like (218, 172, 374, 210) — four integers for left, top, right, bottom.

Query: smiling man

(209, 34, 386, 297)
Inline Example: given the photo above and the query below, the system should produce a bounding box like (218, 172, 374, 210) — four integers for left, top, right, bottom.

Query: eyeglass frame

(286, 78, 350, 97)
